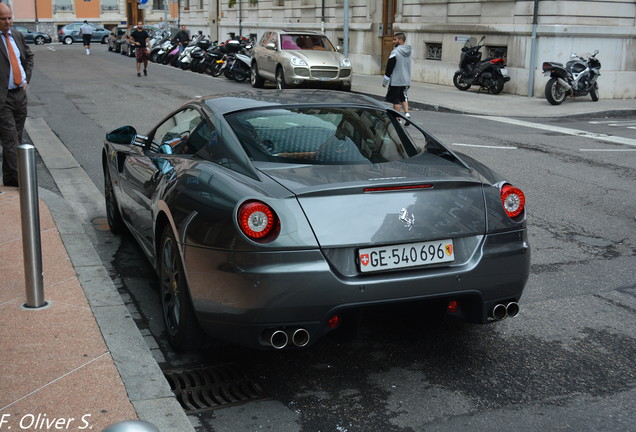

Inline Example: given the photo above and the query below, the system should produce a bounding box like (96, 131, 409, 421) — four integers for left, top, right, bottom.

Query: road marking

(452, 143, 517, 149)
(472, 115, 636, 147)
(579, 149, 636, 152)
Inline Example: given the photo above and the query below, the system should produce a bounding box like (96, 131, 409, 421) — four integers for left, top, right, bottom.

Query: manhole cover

(163, 363, 265, 412)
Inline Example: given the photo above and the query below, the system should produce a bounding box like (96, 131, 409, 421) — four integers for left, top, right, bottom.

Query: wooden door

(381, 0, 397, 72)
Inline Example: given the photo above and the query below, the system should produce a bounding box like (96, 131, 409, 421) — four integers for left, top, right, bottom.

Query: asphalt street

(16, 43, 636, 432)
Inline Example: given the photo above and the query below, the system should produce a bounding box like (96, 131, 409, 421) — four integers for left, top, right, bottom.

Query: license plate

(358, 239, 455, 273)
(500, 68, 509, 76)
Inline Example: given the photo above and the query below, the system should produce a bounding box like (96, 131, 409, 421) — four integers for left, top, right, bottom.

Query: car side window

(151, 108, 207, 156)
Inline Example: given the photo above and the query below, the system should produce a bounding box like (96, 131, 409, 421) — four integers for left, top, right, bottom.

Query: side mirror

(106, 126, 137, 145)
(336, 45, 343, 53)
(266, 42, 276, 51)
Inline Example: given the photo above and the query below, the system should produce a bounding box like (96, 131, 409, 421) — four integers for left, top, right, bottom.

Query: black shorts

(385, 86, 409, 104)
(82, 34, 92, 46)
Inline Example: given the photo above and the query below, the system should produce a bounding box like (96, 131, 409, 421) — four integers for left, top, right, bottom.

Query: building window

(153, 0, 166, 10)
(101, 0, 118, 11)
(189, 0, 203, 8)
(426, 43, 442, 61)
(54, 0, 74, 12)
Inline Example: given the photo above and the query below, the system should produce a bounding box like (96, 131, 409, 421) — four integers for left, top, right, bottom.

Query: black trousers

(0, 87, 28, 186)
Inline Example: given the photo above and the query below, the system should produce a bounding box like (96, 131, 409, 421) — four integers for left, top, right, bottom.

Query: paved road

(24, 44, 636, 432)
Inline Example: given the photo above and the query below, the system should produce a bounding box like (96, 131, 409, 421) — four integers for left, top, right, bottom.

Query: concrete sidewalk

(351, 73, 635, 118)
(0, 74, 633, 432)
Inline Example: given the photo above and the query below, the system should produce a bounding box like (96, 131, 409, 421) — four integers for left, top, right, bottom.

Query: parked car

(250, 30, 352, 91)
(107, 26, 128, 53)
(12, 25, 52, 45)
(119, 25, 160, 57)
(58, 22, 110, 45)
(102, 90, 530, 352)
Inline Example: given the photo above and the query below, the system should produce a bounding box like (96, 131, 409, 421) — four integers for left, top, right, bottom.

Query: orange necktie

(3, 31, 23, 87)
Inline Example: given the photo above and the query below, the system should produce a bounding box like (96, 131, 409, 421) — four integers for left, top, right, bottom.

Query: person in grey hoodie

(382, 32, 412, 123)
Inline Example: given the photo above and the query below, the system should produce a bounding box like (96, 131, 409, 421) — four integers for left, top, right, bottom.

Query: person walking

(79, 20, 93, 55)
(382, 32, 412, 124)
(129, 22, 150, 77)
(174, 25, 189, 54)
(157, 17, 166, 34)
(0, 3, 34, 187)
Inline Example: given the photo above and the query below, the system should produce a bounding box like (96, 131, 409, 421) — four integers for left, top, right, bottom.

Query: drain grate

(163, 363, 265, 412)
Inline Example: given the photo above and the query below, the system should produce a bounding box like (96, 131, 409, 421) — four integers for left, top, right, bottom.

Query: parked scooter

(149, 32, 172, 63)
(542, 50, 601, 105)
(226, 43, 252, 82)
(453, 36, 510, 94)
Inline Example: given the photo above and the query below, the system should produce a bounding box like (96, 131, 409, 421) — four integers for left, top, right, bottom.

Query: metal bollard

(17, 144, 46, 308)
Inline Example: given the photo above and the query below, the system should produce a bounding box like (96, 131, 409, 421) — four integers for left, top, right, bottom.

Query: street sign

(454, 35, 470, 43)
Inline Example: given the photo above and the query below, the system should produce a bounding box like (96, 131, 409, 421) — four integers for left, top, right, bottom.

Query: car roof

(270, 30, 324, 36)
(202, 90, 384, 115)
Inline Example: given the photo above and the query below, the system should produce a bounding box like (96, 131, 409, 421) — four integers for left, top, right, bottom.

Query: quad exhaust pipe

(490, 302, 520, 321)
(263, 327, 311, 349)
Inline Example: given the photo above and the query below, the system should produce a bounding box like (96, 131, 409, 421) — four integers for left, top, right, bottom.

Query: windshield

(225, 107, 419, 165)
(280, 34, 335, 51)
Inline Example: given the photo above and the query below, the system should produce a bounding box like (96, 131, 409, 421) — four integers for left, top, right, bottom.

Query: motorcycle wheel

(545, 78, 567, 105)
(224, 68, 235, 80)
(590, 83, 599, 102)
(233, 67, 248, 82)
(488, 76, 505, 95)
(453, 72, 471, 91)
(150, 51, 159, 63)
(211, 63, 224, 77)
(180, 61, 190, 70)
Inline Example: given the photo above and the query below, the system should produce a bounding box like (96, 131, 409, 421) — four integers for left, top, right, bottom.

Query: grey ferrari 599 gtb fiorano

(102, 90, 530, 351)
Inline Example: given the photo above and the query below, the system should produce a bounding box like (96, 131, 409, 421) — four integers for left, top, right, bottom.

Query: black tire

(102, 35, 108, 44)
(211, 62, 224, 77)
(488, 75, 505, 95)
(590, 83, 599, 101)
(63, 36, 73, 45)
(250, 62, 265, 88)
(453, 72, 471, 91)
(162, 55, 172, 65)
(233, 66, 248, 82)
(180, 61, 190, 70)
(276, 67, 288, 89)
(545, 77, 567, 105)
(224, 68, 235, 80)
(341, 83, 352, 92)
(159, 226, 205, 351)
(35, 36, 45, 45)
(103, 165, 125, 234)
(150, 51, 158, 63)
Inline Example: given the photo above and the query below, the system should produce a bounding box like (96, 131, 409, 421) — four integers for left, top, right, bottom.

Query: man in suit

(0, 3, 34, 187)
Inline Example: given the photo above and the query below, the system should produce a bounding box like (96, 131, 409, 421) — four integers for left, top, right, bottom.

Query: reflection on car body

(102, 90, 529, 353)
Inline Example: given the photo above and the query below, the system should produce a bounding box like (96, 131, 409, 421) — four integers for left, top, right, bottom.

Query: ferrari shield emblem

(445, 244, 453, 256)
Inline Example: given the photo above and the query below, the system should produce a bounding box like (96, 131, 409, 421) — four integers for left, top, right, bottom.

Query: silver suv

(250, 30, 352, 91)
(58, 22, 110, 45)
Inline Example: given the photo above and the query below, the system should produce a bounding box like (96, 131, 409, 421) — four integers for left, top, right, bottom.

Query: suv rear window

(225, 107, 417, 165)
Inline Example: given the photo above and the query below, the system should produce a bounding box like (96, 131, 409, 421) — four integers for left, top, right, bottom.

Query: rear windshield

(225, 107, 418, 165)
(280, 34, 335, 51)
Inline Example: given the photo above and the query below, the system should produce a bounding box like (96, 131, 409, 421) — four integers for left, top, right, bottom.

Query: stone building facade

(9, 0, 636, 99)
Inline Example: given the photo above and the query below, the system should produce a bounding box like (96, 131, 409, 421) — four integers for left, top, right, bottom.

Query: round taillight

(237, 201, 279, 242)
(327, 315, 340, 329)
(500, 185, 526, 218)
